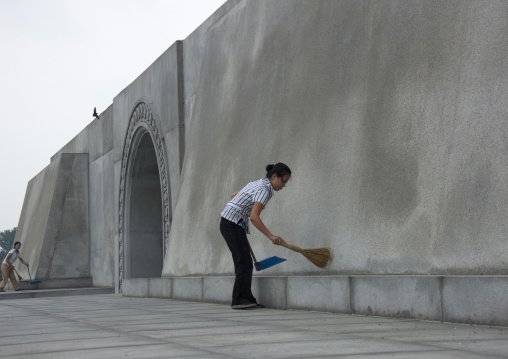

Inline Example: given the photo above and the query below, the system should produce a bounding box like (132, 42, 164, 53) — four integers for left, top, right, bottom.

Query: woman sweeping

(0, 242, 29, 292)
(220, 163, 291, 309)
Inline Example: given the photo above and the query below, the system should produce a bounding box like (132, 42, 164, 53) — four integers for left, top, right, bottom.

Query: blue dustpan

(248, 240, 286, 271)
(28, 267, 41, 285)
(254, 256, 286, 271)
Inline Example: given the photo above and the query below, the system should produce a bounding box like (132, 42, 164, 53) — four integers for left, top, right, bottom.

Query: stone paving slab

(0, 294, 507, 358)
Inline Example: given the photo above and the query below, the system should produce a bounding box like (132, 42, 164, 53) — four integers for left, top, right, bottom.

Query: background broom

(13, 268, 23, 280)
(279, 241, 332, 268)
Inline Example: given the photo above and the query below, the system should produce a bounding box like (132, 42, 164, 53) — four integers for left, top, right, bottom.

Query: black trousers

(220, 217, 257, 306)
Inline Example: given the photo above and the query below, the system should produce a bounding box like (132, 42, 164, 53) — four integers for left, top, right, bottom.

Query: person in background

(220, 162, 291, 309)
(0, 242, 29, 292)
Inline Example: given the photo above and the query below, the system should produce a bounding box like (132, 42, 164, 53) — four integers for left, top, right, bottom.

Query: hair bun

(265, 162, 291, 179)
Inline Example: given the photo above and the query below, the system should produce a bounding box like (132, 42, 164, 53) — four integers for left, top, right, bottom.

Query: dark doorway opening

(128, 132, 163, 278)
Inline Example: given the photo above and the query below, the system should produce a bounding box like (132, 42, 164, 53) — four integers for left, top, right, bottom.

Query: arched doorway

(118, 102, 171, 292)
(127, 132, 163, 278)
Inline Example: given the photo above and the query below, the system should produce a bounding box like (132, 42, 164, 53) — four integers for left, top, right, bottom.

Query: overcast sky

(0, 0, 226, 230)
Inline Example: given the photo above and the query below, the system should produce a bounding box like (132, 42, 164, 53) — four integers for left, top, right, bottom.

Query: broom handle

(280, 241, 303, 253)
(246, 239, 258, 263)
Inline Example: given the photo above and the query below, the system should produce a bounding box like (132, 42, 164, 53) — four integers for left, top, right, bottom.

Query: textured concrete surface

(167, 0, 508, 277)
(442, 276, 508, 327)
(0, 294, 507, 358)
(14, 0, 508, 327)
(351, 276, 442, 321)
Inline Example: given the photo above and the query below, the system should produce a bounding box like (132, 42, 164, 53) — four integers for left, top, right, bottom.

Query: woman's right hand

(269, 235, 285, 245)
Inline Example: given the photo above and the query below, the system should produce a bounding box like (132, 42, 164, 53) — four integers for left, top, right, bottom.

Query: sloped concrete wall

(14, 158, 61, 278)
(165, 0, 508, 277)
(14, 153, 89, 280)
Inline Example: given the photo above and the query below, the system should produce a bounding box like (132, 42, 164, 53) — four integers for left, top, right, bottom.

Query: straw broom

(279, 241, 332, 268)
(13, 268, 23, 280)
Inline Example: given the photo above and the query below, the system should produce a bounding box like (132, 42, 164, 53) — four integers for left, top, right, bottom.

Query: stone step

(3, 277, 93, 291)
(0, 287, 114, 300)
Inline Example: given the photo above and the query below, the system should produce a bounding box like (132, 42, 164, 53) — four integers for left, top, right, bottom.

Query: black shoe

(231, 301, 257, 309)
(255, 303, 265, 308)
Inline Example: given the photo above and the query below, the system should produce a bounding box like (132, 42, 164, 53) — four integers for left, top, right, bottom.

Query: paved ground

(0, 293, 507, 358)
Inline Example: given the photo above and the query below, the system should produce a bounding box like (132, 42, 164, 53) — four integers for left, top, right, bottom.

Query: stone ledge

(121, 275, 508, 327)
(5, 277, 93, 291)
(0, 287, 114, 300)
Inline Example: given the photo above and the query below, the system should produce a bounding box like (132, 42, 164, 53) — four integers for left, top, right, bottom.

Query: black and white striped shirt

(221, 178, 275, 233)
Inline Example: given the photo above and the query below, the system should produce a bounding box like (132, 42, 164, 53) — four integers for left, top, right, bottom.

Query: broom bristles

(14, 268, 22, 280)
(280, 241, 332, 268)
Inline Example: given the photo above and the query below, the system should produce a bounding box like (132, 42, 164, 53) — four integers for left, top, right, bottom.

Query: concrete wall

(49, 106, 116, 287)
(15, 153, 89, 280)
(181, 0, 241, 142)
(113, 41, 185, 213)
(165, 0, 508, 277)
(13, 3, 238, 290)
(88, 106, 116, 287)
(15, 0, 508, 326)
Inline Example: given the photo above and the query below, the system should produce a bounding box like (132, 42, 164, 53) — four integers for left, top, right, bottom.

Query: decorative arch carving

(118, 101, 170, 292)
